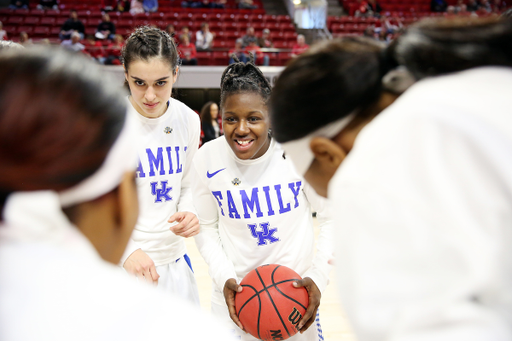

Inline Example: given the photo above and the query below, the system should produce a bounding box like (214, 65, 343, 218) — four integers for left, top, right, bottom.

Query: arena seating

(330, 0, 511, 38)
(0, 0, 302, 65)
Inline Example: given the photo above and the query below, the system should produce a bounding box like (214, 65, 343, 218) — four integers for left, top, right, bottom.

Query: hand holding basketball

(168, 211, 200, 238)
(293, 277, 321, 333)
(123, 249, 160, 285)
(224, 278, 244, 330)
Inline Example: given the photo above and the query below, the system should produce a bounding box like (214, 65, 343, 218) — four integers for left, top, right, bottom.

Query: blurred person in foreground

(270, 17, 512, 341)
(0, 46, 234, 341)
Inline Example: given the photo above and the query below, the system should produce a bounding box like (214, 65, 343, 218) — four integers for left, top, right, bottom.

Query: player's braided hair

(220, 54, 272, 108)
(122, 26, 181, 73)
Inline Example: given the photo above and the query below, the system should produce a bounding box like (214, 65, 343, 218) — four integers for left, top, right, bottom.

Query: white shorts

(155, 253, 200, 306)
(211, 300, 325, 341)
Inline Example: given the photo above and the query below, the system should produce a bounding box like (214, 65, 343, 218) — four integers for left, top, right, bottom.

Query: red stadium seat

(196, 51, 211, 65)
(212, 51, 228, 65)
(7, 16, 24, 25)
(30, 9, 45, 16)
(50, 26, 61, 37)
(88, 18, 101, 27)
(117, 19, 134, 28)
(33, 26, 50, 38)
(40, 17, 56, 26)
(283, 32, 297, 40)
(17, 25, 33, 34)
(277, 51, 292, 66)
(24, 16, 40, 25)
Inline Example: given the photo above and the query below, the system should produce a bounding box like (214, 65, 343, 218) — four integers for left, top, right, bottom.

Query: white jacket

(0, 191, 233, 341)
(330, 67, 512, 341)
(121, 97, 200, 266)
(192, 137, 333, 305)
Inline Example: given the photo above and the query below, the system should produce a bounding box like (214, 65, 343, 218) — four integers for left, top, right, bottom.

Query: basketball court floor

(184, 221, 356, 340)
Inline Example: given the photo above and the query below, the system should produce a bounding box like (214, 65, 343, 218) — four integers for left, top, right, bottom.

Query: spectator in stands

(117, 0, 131, 11)
(37, 0, 59, 10)
(229, 38, 247, 64)
(166, 24, 178, 43)
(84, 35, 106, 64)
(195, 22, 213, 51)
(182, 0, 210, 8)
(101, 0, 117, 11)
(377, 28, 390, 43)
(130, 0, 144, 15)
(454, 0, 465, 12)
(96, 13, 116, 41)
(9, 0, 28, 9)
(258, 28, 273, 48)
(180, 26, 192, 42)
(492, 0, 506, 11)
(291, 34, 309, 58)
(60, 10, 85, 41)
(363, 26, 376, 38)
(458, 3, 469, 13)
(143, 0, 158, 12)
(214, 0, 227, 8)
(241, 26, 257, 48)
(367, 0, 382, 15)
(166, 24, 176, 36)
(445, 5, 457, 16)
(200, 101, 221, 145)
(467, 0, 480, 11)
(19, 31, 31, 45)
(479, 0, 492, 12)
(245, 40, 269, 66)
(105, 34, 124, 65)
(431, 0, 448, 12)
(238, 0, 258, 9)
(0, 22, 8, 41)
(61, 32, 85, 52)
(179, 35, 198, 65)
(355, 0, 381, 17)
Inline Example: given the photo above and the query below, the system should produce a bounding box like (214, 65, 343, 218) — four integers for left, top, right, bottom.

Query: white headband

(58, 113, 138, 207)
(281, 113, 356, 176)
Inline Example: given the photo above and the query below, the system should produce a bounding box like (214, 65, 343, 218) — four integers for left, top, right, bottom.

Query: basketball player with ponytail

(121, 26, 201, 304)
(271, 18, 512, 341)
(191, 55, 333, 340)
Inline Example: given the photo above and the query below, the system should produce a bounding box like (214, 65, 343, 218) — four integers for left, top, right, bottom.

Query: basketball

(235, 264, 309, 341)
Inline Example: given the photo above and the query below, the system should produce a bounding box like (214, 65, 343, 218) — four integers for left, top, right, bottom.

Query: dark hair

(122, 26, 180, 74)
(220, 55, 272, 109)
(270, 37, 387, 142)
(0, 47, 126, 213)
(200, 101, 217, 128)
(271, 17, 512, 143)
(393, 17, 512, 79)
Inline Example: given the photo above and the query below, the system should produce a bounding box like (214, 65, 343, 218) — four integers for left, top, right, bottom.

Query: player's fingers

(299, 307, 318, 333)
(150, 264, 160, 283)
(294, 278, 320, 332)
(173, 214, 195, 234)
(142, 268, 156, 285)
(167, 212, 183, 224)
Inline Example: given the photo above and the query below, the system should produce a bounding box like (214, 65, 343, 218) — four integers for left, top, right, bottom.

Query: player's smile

(222, 93, 271, 160)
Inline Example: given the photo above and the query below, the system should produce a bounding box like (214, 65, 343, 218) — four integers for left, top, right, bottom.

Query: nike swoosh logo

(206, 168, 226, 178)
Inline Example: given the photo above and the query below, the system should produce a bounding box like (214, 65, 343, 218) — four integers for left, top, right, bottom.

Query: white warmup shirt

(121, 97, 200, 266)
(192, 137, 333, 305)
(330, 67, 512, 341)
(195, 29, 213, 50)
(0, 191, 234, 341)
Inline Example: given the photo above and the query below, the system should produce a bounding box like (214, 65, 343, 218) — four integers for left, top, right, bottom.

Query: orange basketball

(235, 264, 309, 341)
